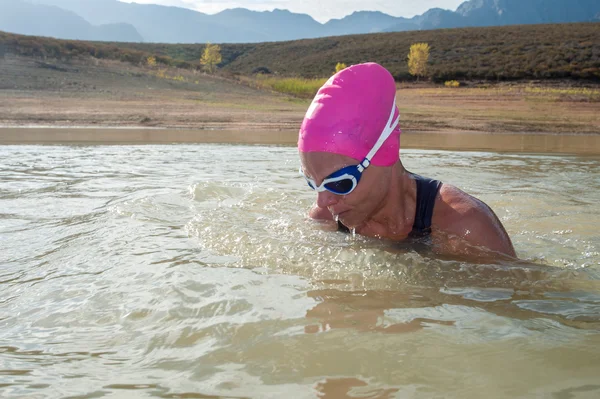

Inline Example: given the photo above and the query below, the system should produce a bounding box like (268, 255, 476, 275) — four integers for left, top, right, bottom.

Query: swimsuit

(408, 173, 443, 238)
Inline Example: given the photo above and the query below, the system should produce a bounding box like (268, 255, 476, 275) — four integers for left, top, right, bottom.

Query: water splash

(334, 214, 339, 223)
(351, 227, 356, 238)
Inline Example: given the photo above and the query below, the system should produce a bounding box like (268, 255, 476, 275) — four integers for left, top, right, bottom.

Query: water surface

(1, 145, 599, 398)
(1, 128, 599, 155)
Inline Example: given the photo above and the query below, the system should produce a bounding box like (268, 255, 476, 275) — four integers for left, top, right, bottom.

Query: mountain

(414, 8, 467, 30)
(4, 0, 600, 43)
(409, 0, 600, 30)
(9, 0, 464, 42)
(323, 11, 417, 36)
(0, 0, 142, 42)
(25, 0, 261, 43)
(211, 8, 324, 41)
(456, 0, 600, 25)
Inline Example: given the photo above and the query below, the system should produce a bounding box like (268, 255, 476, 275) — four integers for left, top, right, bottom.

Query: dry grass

(235, 75, 328, 98)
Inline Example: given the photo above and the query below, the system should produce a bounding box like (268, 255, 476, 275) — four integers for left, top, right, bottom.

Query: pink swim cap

(298, 62, 400, 166)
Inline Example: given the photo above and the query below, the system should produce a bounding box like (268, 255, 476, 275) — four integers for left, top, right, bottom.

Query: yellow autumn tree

(200, 43, 222, 73)
(146, 55, 157, 68)
(408, 43, 430, 81)
(335, 62, 347, 73)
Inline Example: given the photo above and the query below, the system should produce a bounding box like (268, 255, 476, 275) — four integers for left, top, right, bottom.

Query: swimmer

(298, 63, 516, 259)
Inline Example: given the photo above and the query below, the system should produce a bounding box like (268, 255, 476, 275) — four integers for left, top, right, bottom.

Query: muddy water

(1, 128, 599, 155)
(1, 144, 599, 398)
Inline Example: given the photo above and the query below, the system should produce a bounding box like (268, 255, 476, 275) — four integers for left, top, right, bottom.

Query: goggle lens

(324, 178, 355, 194)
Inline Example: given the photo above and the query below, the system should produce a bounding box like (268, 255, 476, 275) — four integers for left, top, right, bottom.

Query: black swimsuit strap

(409, 173, 443, 237)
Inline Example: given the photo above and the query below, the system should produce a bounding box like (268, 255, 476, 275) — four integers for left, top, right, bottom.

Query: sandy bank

(1, 56, 599, 137)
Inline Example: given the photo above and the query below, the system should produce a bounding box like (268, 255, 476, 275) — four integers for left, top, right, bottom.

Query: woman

(298, 62, 516, 259)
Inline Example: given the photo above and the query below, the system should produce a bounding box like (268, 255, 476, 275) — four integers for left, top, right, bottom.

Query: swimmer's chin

(337, 213, 366, 230)
(308, 206, 365, 230)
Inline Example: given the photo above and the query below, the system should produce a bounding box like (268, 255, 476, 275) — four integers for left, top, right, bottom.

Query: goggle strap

(363, 97, 399, 163)
(357, 159, 369, 172)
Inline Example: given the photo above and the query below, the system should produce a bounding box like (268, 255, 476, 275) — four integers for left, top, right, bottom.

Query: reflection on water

(315, 378, 399, 399)
(0, 144, 599, 398)
(1, 128, 600, 155)
(402, 132, 600, 155)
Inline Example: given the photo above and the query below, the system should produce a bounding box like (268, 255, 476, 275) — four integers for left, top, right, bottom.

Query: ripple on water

(0, 145, 599, 398)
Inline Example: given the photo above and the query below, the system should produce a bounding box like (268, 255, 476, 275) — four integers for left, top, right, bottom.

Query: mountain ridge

(1, 0, 599, 43)
(0, 0, 143, 42)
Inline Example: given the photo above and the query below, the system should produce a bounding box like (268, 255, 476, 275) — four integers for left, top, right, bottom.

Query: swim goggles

(300, 98, 400, 195)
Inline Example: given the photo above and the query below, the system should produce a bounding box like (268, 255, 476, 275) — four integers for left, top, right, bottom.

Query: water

(1, 144, 599, 398)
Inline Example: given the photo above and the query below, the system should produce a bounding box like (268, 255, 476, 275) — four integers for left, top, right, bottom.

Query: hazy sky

(120, 0, 467, 23)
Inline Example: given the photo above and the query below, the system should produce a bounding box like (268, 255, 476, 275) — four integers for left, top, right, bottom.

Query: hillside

(115, 23, 600, 82)
(220, 22, 600, 81)
(0, 31, 150, 65)
(1, 22, 599, 83)
(0, 54, 306, 130)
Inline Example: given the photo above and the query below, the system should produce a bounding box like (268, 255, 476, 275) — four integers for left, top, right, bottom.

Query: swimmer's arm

(309, 203, 333, 221)
(432, 186, 517, 259)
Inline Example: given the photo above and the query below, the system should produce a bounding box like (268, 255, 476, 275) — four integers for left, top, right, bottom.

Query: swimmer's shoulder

(431, 184, 516, 257)
(433, 184, 477, 220)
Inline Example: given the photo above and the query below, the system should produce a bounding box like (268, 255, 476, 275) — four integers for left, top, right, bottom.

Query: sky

(120, 0, 467, 23)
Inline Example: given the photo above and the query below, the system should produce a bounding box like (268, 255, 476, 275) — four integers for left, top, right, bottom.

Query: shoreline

(1, 125, 598, 135)
(2, 127, 599, 155)
(1, 56, 598, 153)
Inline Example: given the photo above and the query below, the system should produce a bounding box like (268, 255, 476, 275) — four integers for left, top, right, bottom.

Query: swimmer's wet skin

(298, 62, 516, 260)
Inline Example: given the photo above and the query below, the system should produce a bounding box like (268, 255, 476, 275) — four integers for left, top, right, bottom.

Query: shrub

(335, 62, 347, 73)
(444, 80, 460, 87)
(254, 76, 327, 98)
(252, 66, 272, 74)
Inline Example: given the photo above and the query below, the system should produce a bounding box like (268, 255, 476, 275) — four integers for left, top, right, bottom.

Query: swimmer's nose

(316, 191, 338, 209)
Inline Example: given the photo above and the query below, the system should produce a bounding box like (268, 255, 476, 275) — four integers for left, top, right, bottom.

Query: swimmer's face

(300, 151, 389, 228)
